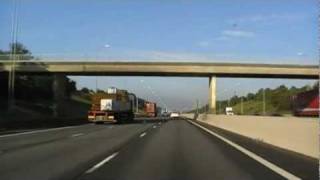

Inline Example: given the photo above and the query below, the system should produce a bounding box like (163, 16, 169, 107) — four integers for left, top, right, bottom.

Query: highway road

(0, 118, 317, 180)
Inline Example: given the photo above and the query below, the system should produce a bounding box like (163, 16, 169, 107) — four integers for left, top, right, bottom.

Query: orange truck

(88, 87, 135, 124)
(144, 102, 157, 117)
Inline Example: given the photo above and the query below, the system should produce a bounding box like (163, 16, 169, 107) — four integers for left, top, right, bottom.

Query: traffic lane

(195, 120, 318, 180)
(79, 119, 283, 180)
(135, 117, 170, 121)
(0, 119, 160, 153)
(0, 122, 156, 180)
(0, 123, 109, 153)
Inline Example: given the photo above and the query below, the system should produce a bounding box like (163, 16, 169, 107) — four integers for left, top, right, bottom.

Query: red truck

(291, 89, 319, 116)
(144, 102, 157, 117)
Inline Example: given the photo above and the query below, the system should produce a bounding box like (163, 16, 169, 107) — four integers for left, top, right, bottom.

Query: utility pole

(196, 99, 199, 115)
(136, 97, 139, 113)
(95, 77, 98, 92)
(8, 0, 19, 111)
(240, 97, 244, 115)
(262, 88, 266, 115)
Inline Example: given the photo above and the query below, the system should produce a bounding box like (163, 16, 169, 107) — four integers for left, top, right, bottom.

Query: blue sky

(0, 0, 318, 110)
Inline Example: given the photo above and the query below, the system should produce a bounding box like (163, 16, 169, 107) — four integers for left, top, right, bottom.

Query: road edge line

(188, 120, 301, 180)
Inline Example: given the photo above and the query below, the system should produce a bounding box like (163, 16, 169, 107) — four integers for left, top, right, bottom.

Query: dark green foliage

(9, 42, 34, 60)
(96, 89, 105, 93)
(80, 87, 90, 94)
(66, 79, 77, 97)
(191, 83, 318, 115)
(0, 43, 77, 103)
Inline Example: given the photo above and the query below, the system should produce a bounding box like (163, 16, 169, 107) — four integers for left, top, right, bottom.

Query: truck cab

(225, 107, 234, 115)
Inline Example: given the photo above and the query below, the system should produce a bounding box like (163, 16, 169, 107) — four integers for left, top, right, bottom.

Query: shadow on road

(93, 118, 170, 126)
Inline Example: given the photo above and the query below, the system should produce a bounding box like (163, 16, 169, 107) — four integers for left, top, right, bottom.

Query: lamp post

(8, 0, 20, 111)
(240, 97, 244, 115)
(262, 88, 266, 115)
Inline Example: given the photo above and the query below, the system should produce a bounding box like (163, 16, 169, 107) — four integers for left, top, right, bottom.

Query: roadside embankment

(0, 117, 88, 134)
(0, 98, 90, 133)
(183, 113, 318, 158)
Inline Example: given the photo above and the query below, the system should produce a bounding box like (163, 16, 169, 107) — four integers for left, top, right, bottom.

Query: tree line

(0, 43, 76, 106)
(192, 82, 319, 115)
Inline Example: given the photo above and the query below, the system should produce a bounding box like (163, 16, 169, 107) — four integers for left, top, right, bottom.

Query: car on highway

(225, 107, 234, 115)
(170, 112, 180, 118)
(161, 112, 171, 117)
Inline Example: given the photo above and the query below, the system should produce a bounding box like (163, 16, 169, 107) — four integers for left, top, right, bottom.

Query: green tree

(1, 43, 77, 103)
(80, 87, 90, 94)
(66, 79, 77, 96)
(313, 81, 319, 90)
(9, 42, 33, 60)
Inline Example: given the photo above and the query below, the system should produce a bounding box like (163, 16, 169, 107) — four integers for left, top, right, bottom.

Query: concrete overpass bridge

(0, 60, 318, 113)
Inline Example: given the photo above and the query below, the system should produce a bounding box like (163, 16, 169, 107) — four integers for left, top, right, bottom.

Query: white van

(225, 107, 234, 115)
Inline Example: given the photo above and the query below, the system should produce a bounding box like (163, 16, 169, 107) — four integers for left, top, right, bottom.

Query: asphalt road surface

(0, 118, 315, 180)
(0, 120, 155, 180)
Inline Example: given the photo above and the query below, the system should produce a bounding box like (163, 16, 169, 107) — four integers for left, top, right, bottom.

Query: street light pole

(8, 0, 19, 111)
(136, 97, 139, 113)
(241, 97, 244, 115)
(196, 99, 199, 115)
(262, 88, 266, 115)
(95, 77, 98, 92)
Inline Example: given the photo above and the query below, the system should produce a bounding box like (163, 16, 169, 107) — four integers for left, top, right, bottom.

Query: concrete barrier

(196, 114, 318, 159)
(181, 113, 195, 119)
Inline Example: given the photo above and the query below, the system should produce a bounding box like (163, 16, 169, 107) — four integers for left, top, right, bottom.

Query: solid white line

(0, 124, 89, 138)
(71, 133, 84, 137)
(85, 152, 119, 174)
(140, 132, 147, 138)
(188, 120, 301, 180)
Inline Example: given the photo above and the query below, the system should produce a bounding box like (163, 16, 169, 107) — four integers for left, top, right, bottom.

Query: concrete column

(53, 74, 67, 117)
(209, 76, 216, 114)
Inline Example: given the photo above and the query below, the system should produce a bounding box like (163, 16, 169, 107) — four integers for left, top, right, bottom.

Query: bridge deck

(0, 61, 318, 79)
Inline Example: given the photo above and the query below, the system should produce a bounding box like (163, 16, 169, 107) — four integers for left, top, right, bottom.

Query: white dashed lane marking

(85, 152, 119, 174)
(71, 133, 84, 138)
(140, 132, 147, 138)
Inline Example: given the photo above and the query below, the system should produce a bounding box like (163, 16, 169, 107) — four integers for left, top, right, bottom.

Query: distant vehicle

(144, 102, 157, 117)
(87, 87, 135, 124)
(291, 89, 319, 116)
(162, 112, 170, 117)
(170, 112, 180, 118)
(225, 107, 234, 115)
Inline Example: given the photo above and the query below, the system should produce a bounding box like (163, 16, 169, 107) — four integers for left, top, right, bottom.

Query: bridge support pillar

(209, 76, 216, 114)
(52, 74, 67, 117)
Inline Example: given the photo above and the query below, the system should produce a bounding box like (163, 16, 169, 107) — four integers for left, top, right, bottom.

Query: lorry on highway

(144, 102, 157, 117)
(225, 107, 234, 115)
(291, 89, 319, 116)
(87, 87, 135, 124)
